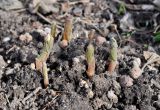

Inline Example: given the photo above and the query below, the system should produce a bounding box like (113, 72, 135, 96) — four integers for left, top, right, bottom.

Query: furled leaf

(154, 32, 160, 42)
(63, 16, 73, 42)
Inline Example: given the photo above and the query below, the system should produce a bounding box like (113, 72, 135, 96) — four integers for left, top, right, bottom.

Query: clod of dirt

(0, 92, 7, 109)
(93, 98, 112, 110)
(112, 80, 121, 95)
(19, 46, 38, 63)
(93, 74, 112, 96)
(107, 90, 118, 103)
(119, 75, 133, 87)
(79, 79, 89, 88)
(140, 105, 156, 110)
(124, 105, 137, 110)
(19, 33, 33, 43)
(56, 93, 93, 110)
(96, 36, 107, 45)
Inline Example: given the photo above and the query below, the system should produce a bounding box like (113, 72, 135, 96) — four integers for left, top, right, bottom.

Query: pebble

(5, 68, 14, 75)
(59, 40, 68, 49)
(44, 27, 51, 35)
(0, 55, 6, 69)
(107, 90, 118, 103)
(30, 63, 35, 70)
(73, 57, 80, 64)
(0, 70, 3, 79)
(2, 37, 11, 42)
(130, 58, 142, 79)
(120, 75, 133, 87)
(37, 42, 43, 49)
(153, 0, 160, 8)
(87, 89, 94, 99)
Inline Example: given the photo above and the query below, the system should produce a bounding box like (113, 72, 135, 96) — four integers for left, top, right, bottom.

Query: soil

(0, 0, 160, 110)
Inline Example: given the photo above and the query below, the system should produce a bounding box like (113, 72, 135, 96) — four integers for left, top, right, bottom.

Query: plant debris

(1, 0, 160, 109)
(108, 37, 118, 74)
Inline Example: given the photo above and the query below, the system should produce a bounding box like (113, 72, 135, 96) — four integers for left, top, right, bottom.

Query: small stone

(19, 33, 33, 43)
(87, 89, 94, 98)
(30, 63, 35, 70)
(59, 40, 68, 49)
(5, 68, 14, 75)
(73, 57, 80, 64)
(0, 70, 3, 79)
(44, 27, 51, 35)
(73, 7, 82, 16)
(120, 75, 133, 87)
(107, 90, 118, 103)
(96, 36, 107, 44)
(3, 37, 11, 42)
(79, 79, 89, 88)
(0, 55, 6, 69)
(7, 60, 11, 64)
(37, 42, 43, 49)
(153, 0, 160, 8)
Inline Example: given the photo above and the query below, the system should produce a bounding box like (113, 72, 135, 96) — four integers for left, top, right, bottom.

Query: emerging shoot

(42, 62, 49, 88)
(60, 16, 73, 48)
(86, 30, 95, 78)
(108, 37, 118, 74)
(35, 23, 56, 88)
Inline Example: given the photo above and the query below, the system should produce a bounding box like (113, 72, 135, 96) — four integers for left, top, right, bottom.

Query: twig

(120, 38, 141, 47)
(36, 12, 63, 30)
(36, 12, 52, 24)
(11, 8, 27, 13)
(154, 25, 160, 33)
(22, 87, 42, 104)
(76, 18, 106, 37)
(141, 55, 160, 71)
(113, 0, 160, 11)
(4, 94, 11, 108)
(42, 95, 59, 110)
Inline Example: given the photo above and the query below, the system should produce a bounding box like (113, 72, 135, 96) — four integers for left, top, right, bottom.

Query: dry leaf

(143, 51, 160, 64)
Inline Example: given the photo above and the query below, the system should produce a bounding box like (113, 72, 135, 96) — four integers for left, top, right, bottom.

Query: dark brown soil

(0, 0, 160, 110)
